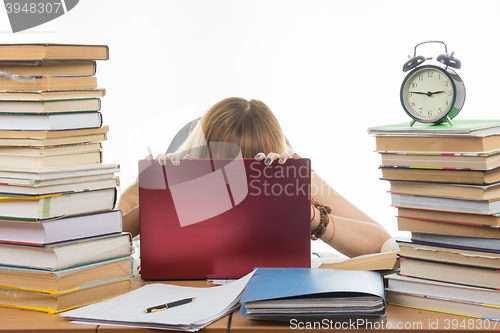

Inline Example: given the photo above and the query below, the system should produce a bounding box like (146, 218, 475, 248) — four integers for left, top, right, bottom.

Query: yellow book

(0, 257, 132, 295)
(0, 278, 132, 314)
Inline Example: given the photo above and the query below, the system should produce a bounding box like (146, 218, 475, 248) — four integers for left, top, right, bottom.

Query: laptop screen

(139, 158, 311, 279)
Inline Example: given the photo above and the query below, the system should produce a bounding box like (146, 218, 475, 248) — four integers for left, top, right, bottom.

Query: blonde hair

(176, 97, 293, 158)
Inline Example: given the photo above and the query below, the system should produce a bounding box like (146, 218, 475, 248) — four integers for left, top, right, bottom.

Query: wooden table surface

(229, 304, 497, 332)
(1, 276, 497, 333)
(0, 306, 96, 333)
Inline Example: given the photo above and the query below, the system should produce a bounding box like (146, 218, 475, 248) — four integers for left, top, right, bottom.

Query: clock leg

(409, 120, 416, 127)
(445, 116, 453, 126)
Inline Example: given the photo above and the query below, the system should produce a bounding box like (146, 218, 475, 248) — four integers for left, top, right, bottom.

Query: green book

(368, 120, 500, 137)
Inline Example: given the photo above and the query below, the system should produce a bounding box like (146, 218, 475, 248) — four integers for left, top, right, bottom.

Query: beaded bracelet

(310, 201, 332, 241)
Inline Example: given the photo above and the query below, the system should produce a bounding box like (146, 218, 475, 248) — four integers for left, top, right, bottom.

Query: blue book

(239, 267, 386, 319)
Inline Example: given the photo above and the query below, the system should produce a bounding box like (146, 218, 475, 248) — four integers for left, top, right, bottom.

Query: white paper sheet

(61, 271, 255, 331)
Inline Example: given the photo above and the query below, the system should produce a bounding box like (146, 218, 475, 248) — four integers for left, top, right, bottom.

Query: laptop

(139, 157, 311, 280)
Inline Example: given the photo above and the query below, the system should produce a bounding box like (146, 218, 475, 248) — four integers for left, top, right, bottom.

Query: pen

(143, 298, 196, 313)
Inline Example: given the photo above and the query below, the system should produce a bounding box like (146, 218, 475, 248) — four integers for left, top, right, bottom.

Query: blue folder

(239, 267, 386, 317)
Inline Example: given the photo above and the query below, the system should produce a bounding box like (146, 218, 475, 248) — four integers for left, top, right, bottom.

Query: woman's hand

(254, 152, 301, 165)
(146, 153, 194, 166)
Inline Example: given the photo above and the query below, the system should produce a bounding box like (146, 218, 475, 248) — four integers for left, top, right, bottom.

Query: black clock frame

(400, 64, 466, 124)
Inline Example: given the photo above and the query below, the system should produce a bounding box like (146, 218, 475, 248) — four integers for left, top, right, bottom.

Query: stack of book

(0, 44, 133, 314)
(369, 120, 500, 321)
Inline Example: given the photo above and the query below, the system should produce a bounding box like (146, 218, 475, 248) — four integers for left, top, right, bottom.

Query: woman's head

(177, 97, 292, 158)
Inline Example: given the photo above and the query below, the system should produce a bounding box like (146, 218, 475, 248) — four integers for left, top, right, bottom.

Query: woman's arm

(256, 153, 391, 257)
(117, 183, 140, 238)
(310, 171, 391, 257)
(118, 154, 172, 238)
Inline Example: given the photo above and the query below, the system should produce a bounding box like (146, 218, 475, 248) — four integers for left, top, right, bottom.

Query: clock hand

(409, 91, 445, 96)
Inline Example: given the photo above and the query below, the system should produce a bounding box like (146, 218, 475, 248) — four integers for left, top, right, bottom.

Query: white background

(1, 0, 500, 244)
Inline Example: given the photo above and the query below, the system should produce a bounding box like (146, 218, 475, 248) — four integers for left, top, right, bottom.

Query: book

(0, 151, 103, 168)
(381, 151, 500, 170)
(0, 172, 114, 188)
(0, 61, 96, 76)
(368, 120, 500, 137)
(0, 135, 106, 147)
(0, 210, 122, 245)
(398, 241, 500, 269)
(0, 125, 108, 139)
(397, 207, 500, 226)
(239, 268, 386, 320)
(319, 251, 399, 271)
(399, 256, 500, 289)
(389, 180, 500, 200)
(369, 119, 500, 153)
(0, 176, 118, 195)
(244, 296, 385, 317)
(0, 76, 97, 91)
(0, 256, 132, 294)
(381, 166, 500, 185)
(398, 217, 500, 239)
(0, 188, 116, 220)
(386, 273, 500, 306)
(0, 88, 106, 101)
(0, 134, 107, 147)
(375, 135, 500, 153)
(0, 112, 102, 131)
(0, 98, 101, 113)
(386, 290, 500, 320)
(0, 44, 109, 62)
(0, 174, 117, 190)
(0, 163, 119, 183)
(0, 233, 132, 270)
(0, 278, 131, 314)
(410, 233, 500, 253)
(0, 142, 102, 155)
(391, 193, 500, 215)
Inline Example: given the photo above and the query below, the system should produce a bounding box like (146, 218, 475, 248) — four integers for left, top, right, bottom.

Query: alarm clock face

(401, 65, 459, 123)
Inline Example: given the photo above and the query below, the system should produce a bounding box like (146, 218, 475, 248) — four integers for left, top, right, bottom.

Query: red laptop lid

(139, 158, 311, 280)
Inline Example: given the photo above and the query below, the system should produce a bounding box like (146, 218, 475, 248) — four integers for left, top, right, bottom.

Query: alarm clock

(400, 41, 466, 126)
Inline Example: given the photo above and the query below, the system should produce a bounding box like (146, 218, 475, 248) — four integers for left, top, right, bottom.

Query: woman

(118, 97, 391, 258)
